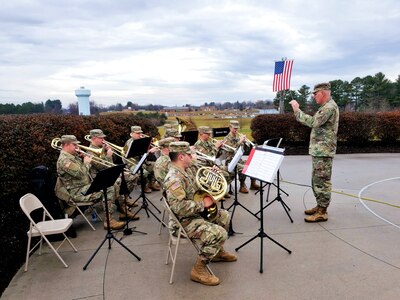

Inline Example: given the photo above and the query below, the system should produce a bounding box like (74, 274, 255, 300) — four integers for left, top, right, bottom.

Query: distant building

(257, 108, 279, 115)
(161, 106, 190, 113)
(75, 86, 91, 115)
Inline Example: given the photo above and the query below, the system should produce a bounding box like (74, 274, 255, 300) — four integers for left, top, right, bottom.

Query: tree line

(274, 72, 400, 113)
(2, 72, 399, 115)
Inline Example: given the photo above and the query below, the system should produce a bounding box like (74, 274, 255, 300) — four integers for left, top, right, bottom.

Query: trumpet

(194, 151, 217, 164)
(239, 134, 256, 148)
(210, 138, 236, 152)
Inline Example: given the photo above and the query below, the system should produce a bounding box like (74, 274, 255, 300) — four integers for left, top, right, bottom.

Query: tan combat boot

(190, 258, 220, 286)
(119, 204, 140, 221)
(239, 181, 249, 193)
(104, 215, 126, 230)
(126, 199, 139, 208)
(148, 180, 161, 191)
(304, 206, 318, 215)
(250, 179, 260, 190)
(143, 184, 152, 193)
(211, 248, 238, 262)
(224, 192, 231, 199)
(304, 206, 328, 223)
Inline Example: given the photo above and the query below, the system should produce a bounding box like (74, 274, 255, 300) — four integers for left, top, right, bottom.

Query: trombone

(84, 135, 137, 166)
(52, 138, 131, 173)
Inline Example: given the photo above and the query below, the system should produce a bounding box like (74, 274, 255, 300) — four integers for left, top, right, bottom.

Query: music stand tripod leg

(83, 186, 141, 270)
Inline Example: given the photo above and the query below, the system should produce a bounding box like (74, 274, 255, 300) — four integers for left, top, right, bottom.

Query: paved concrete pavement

(2, 154, 400, 300)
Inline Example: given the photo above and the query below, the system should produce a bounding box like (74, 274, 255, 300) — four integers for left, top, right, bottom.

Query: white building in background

(75, 86, 91, 115)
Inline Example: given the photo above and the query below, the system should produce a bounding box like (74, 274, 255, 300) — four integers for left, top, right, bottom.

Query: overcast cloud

(0, 0, 399, 106)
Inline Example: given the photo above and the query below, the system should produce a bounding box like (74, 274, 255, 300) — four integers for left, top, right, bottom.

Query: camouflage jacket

(154, 154, 171, 185)
(295, 98, 339, 157)
(224, 132, 242, 148)
(164, 164, 203, 220)
(56, 150, 91, 196)
(89, 143, 113, 178)
(194, 139, 218, 157)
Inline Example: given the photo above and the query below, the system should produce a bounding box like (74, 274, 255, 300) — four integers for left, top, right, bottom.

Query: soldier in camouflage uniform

(55, 135, 125, 230)
(164, 128, 182, 141)
(88, 129, 139, 221)
(154, 137, 175, 185)
(194, 126, 232, 198)
(289, 82, 339, 222)
(123, 126, 160, 193)
(164, 141, 237, 286)
(223, 120, 260, 193)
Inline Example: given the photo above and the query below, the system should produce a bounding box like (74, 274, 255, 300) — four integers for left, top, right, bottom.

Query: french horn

(194, 166, 227, 221)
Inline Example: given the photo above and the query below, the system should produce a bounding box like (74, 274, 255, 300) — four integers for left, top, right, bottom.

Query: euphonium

(193, 166, 227, 221)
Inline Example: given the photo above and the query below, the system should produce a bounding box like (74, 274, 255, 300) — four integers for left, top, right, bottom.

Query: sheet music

(242, 146, 284, 183)
(228, 146, 244, 173)
(132, 153, 148, 175)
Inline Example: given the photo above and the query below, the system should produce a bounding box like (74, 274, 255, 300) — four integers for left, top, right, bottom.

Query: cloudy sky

(0, 0, 399, 107)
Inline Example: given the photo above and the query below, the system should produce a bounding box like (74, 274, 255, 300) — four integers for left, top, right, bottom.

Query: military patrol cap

(158, 137, 176, 148)
(61, 135, 80, 144)
(169, 141, 192, 154)
(131, 126, 143, 133)
(90, 129, 106, 138)
(313, 82, 331, 93)
(166, 128, 182, 138)
(198, 126, 212, 134)
(229, 120, 240, 128)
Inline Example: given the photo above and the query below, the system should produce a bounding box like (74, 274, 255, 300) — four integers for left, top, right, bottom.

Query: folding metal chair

(162, 198, 214, 284)
(20, 193, 78, 271)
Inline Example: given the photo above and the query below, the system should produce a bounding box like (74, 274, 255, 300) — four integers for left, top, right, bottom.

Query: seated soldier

(88, 129, 139, 221)
(154, 137, 175, 185)
(123, 125, 160, 193)
(223, 120, 260, 193)
(164, 128, 182, 141)
(55, 135, 125, 230)
(164, 141, 237, 286)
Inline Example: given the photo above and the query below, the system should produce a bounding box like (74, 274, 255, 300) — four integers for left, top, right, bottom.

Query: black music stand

(181, 130, 199, 145)
(235, 147, 291, 273)
(126, 140, 163, 223)
(119, 172, 147, 237)
(227, 146, 259, 236)
(255, 138, 292, 223)
(83, 165, 141, 270)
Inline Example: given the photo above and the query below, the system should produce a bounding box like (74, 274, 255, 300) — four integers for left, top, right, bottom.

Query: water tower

(75, 86, 91, 115)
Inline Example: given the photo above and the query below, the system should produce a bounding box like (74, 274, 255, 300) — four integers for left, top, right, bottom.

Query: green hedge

(251, 111, 400, 150)
(0, 113, 157, 295)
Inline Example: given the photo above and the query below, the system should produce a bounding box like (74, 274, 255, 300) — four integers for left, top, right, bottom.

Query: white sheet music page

(242, 146, 284, 183)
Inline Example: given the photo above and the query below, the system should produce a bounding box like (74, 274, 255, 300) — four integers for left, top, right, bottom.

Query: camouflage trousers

(183, 209, 229, 261)
(114, 173, 139, 205)
(70, 185, 117, 214)
(311, 156, 333, 208)
(227, 158, 246, 182)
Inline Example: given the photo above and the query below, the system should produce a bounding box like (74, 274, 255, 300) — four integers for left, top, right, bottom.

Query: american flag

(273, 60, 294, 92)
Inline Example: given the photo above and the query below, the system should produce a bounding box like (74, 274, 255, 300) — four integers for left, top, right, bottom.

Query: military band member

(164, 141, 237, 286)
(88, 129, 138, 221)
(55, 135, 125, 230)
(124, 126, 161, 193)
(154, 137, 175, 185)
(194, 126, 231, 198)
(289, 82, 339, 222)
(224, 120, 260, 193)
(164, 128, 182, 141)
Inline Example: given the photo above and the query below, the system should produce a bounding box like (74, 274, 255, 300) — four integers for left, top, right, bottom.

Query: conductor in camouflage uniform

(289, 82, 339, 222)
(55, 135, 125, 230)
(164, 141, 237, 286)
(88, 129, 139, 221)
(223, 120, 260, 193)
